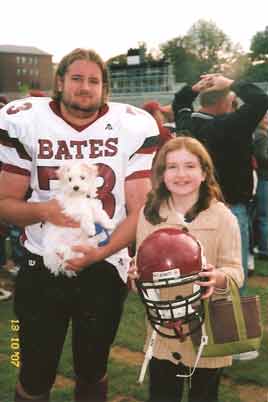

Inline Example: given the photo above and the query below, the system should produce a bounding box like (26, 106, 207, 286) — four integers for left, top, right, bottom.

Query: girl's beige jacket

(136, 199, 244, 368)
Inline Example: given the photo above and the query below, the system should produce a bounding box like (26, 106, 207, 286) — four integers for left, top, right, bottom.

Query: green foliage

(160, 19, 241, 83)
(107, 53, 127, 66)
(107, 19, 268, 83)
(243, 61, 268, 82)
(115, 291, 147, 351)
(184, 19, 231, 64)
(239, 25, 268, 81)
(18, 83, 30, 96)
(250, 26, 268, 61)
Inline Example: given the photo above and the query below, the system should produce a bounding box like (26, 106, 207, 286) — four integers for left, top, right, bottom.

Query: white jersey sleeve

(122, 105, 159, 181)
(0, 99, 37, 176)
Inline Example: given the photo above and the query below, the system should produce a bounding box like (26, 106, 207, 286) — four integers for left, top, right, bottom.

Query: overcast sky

(2, 0, 267, 62)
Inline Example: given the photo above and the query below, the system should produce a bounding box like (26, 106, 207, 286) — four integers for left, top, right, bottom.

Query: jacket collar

(159, 198, 220, 230)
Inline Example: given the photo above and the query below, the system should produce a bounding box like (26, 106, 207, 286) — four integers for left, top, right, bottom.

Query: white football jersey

(0, 97, 159, 282)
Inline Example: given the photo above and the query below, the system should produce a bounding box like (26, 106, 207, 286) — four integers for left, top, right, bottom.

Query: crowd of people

(0, 47, 267, 402)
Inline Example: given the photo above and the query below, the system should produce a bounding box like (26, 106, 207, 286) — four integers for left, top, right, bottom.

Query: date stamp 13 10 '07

(10, 320, 20, 368)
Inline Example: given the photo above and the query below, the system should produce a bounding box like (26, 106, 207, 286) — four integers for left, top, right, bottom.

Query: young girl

(131, 136, 244, 402)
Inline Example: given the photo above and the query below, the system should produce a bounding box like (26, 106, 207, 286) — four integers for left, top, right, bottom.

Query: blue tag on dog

(94, 223, 110, 246)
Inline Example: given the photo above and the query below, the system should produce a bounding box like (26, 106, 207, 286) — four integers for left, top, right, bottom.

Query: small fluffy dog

(42, 162, 115, 277)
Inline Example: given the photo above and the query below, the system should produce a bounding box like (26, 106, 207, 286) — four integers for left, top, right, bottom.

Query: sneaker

(0, 288, 12, 301)
(232, 351, 259, 361)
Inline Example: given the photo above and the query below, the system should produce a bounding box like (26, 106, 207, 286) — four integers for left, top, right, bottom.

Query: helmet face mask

(136, 227, 206, 339)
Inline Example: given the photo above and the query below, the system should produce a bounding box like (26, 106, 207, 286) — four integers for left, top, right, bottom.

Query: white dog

(42, 162, 115, 277)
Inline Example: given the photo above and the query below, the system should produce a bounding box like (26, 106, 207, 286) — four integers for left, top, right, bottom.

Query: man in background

(172, 73, 268, 294)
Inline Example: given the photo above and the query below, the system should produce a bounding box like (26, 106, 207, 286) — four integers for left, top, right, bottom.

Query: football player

(0, 48, 159, 402)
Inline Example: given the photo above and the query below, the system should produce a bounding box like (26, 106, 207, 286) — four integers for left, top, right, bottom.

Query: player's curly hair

(144, 135, 224, 224)
(52, 48, 110, 104)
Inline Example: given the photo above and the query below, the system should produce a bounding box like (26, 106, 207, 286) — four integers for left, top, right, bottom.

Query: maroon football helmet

(136, 227, 206, 339)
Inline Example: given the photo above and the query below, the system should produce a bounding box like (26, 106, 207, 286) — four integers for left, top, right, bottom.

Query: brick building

(0, 45, 53, 100)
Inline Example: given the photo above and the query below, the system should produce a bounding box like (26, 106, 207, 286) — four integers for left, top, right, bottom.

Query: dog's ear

(57, 165, 70, 180)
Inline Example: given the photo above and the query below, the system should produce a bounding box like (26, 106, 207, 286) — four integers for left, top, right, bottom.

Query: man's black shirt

(172, 81, 268, 204)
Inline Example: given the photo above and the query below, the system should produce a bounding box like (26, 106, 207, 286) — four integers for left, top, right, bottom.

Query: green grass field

(0, 259, 267, 402)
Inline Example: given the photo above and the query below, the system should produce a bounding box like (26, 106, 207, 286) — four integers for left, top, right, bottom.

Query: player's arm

(66, 177, 151, 270)
(0, 170, 78, 228)
(101, 176, 151, 257)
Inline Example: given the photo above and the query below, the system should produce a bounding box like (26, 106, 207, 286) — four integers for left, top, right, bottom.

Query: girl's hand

(127, 259, 139, 292)
(127, 259, 139, 280)
(196, 263, 217, 299)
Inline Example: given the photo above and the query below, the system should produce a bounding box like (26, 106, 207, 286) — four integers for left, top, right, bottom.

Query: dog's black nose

(73, 186, 79, 191)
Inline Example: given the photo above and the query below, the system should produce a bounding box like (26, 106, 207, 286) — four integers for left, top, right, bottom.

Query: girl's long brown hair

(144, 136, 224, 225)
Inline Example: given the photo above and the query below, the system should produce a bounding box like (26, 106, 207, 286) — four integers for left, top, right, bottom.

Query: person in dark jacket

(172, 73, 268, 292)
(253, 112, 268, 260)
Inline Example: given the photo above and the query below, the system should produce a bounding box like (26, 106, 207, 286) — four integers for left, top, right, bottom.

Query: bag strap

(228, 278, 248, 341)
(203, 277, 247, 342)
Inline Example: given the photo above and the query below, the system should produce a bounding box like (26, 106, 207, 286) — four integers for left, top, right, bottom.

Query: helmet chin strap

(137, 328, 158, 384)
(176, 324, 208, 386)
(137, 321, 209, 385)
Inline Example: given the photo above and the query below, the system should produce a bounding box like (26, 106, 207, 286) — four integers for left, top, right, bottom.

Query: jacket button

(172, 352, 181, 361)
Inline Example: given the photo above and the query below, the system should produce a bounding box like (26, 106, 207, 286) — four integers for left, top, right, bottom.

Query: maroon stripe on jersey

(20, 230, 27, 245)
(133, 135, 159, 155)
(0, 128, 32, 161)
(136, 145, 158, 154)
(1, 163, 30, 176)
(126, 170, 151, 181)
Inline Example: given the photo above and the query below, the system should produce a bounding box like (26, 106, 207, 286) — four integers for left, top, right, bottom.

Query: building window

(21, 56, 26, 64)
(17, 69, 21, 76)
(28, 57, 33, 64)
(16, 56, 20, 64)
(17, 81, 22, 88)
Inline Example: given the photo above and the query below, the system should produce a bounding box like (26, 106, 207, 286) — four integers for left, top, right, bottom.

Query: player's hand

(196, 263, 217, 299)
(65, 244, 105, 272)
(43, 199, 79, 227)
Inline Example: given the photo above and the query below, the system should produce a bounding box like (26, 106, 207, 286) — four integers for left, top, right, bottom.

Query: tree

(184, 19, 232, 66)
(250, 26, 268, 61)
(160, 19, 236, 83)
(107, 42, 153, 65)
(106, 54, 127, 66)
(242, 26, 268, 81)
(160, 37, 202, 83)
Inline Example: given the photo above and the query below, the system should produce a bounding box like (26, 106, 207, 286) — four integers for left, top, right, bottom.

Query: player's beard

(61, 94, 102, 119)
